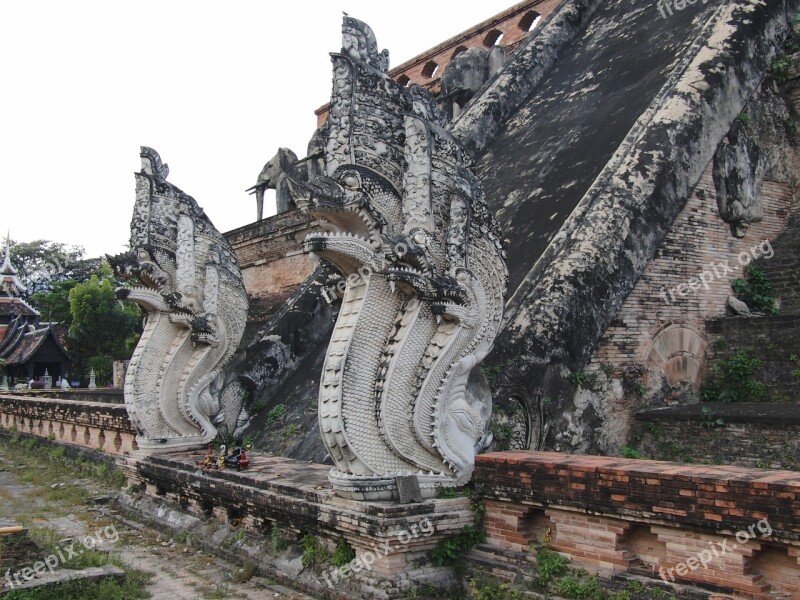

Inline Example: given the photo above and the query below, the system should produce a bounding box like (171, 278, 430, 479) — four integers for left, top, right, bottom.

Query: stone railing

(2, 389, 124, 404)
(0, 394, 137, 455)
(474, 451, 800, 598)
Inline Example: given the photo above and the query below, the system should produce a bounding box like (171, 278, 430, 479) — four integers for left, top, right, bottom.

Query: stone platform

(118, 450, 474, 599)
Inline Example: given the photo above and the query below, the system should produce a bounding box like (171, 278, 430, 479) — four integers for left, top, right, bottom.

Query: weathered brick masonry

(225, 210, 319, 320)
(758, 212, 800, 316)
(0, 394, 137, 455)
(475, 451, 800, 598)
(592, 169, 792, 375)
(635, 403, 800, 471)
(118, 451, 475, 599)
(580, 165, 796, 454)
(706, 315, 800, 403)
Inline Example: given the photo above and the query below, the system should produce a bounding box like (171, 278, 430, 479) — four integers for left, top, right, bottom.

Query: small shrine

(0, 237, 70, 385)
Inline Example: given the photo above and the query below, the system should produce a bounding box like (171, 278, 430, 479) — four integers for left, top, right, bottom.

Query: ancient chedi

(110, 148, 249, 451)
(289, 18, 507, 500)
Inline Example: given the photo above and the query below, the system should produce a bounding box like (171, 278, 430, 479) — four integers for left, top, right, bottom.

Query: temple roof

(0, 236, 25, 297)
(3, 327, 69, 366)
(0, 296, 38, 317)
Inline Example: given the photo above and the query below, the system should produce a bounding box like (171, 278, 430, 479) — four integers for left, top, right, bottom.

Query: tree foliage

(9, 239, 101, 297)
(68, 262, 142, 384)
(31, 280, 79, 327)
(7, 238, 142, 386)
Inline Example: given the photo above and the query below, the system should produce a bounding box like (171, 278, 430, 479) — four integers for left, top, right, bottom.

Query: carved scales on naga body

(110, 148, 248, 451)
(291, 18, 507, 500)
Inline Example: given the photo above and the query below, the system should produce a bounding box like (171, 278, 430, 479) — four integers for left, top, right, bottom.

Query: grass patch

(331, 538, 356, 567)
(5, 527, 152, 600)
(4, 571, 152, 600)
(301, 533, 328, 567)
(266, 404, 286, 425)
(1, 433, 121, 491)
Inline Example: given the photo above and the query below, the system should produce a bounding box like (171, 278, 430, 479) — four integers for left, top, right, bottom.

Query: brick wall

(706, 315, 800, 402)
(225, 210, 317, 269)
(0, 395, 137, 455)
(633, 404, 800, 470)
(576, 163, 796, 453)
(757, 212, 800, 315)
(592, 168, 792, 374)
(224, 210, 319, 317)
(475, 451, 800, 598)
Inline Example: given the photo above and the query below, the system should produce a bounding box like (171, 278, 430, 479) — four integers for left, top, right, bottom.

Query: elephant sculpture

(247, 147, 299, 220)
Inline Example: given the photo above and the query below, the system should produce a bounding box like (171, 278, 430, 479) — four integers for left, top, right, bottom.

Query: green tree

(68, 262, 141, 385)
(9, 239, 101, 297)
(31, 280, 80, 327)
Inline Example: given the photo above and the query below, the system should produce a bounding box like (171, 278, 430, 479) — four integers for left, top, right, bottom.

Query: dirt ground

(0, 442, 314, 600)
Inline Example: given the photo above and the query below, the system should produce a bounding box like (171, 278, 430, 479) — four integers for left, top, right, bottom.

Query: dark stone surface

(225, 266, 338, 462)
(477, 0, 721, 292)
(451, 0, 603, 156)
(470, 0, 798, 457)
(636, 402, 800, 424)
(395, 475, 422, 504)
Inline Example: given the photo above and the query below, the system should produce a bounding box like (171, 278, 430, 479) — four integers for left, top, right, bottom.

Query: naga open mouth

(303, 206, 382, 253)
(291, 173, 387, 271)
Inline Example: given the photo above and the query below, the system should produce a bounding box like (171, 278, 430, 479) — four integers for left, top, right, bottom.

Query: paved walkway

(0, 452, 313, 600)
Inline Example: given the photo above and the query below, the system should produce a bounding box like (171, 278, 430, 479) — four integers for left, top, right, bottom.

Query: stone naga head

(109, 147, 248, 451)
(288, 17, 507, 500)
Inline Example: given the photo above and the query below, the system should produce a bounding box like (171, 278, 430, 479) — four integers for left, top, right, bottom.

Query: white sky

(2, 1, 514, 258)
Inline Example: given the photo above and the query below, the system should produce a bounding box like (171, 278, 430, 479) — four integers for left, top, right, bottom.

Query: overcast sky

(2, 1, 515, 258)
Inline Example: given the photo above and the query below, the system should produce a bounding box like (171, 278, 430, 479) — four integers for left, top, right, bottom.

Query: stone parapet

(0, 394, 137, 455)
(118, 451, 475, 598)
(474, 451, 800, 598)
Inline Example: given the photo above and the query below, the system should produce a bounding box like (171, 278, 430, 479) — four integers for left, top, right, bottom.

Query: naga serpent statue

(110, 147, 248, 451)
(290, 17, 507, 500)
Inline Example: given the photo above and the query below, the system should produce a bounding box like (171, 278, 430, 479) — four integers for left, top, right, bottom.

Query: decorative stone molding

(291, 18, 507, 499)
(0, 394, 137, 455)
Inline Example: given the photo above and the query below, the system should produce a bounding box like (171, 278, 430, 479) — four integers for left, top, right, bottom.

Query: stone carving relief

(712, 121, 766, 237)
(440, 46, 507, 119)
(110, 147, 249, 451)
(289, 18, 507, 500)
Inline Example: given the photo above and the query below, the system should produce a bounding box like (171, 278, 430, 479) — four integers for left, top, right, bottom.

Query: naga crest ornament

(110, 147, 248, 451)
(292, 18, 507, 500)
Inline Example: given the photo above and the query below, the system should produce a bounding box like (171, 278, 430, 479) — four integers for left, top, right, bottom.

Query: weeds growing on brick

(430, 500, 485, 567)
(331, 538, 356, 567)
(702, 350, 765, 402)
(731, 266, 777, 315)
